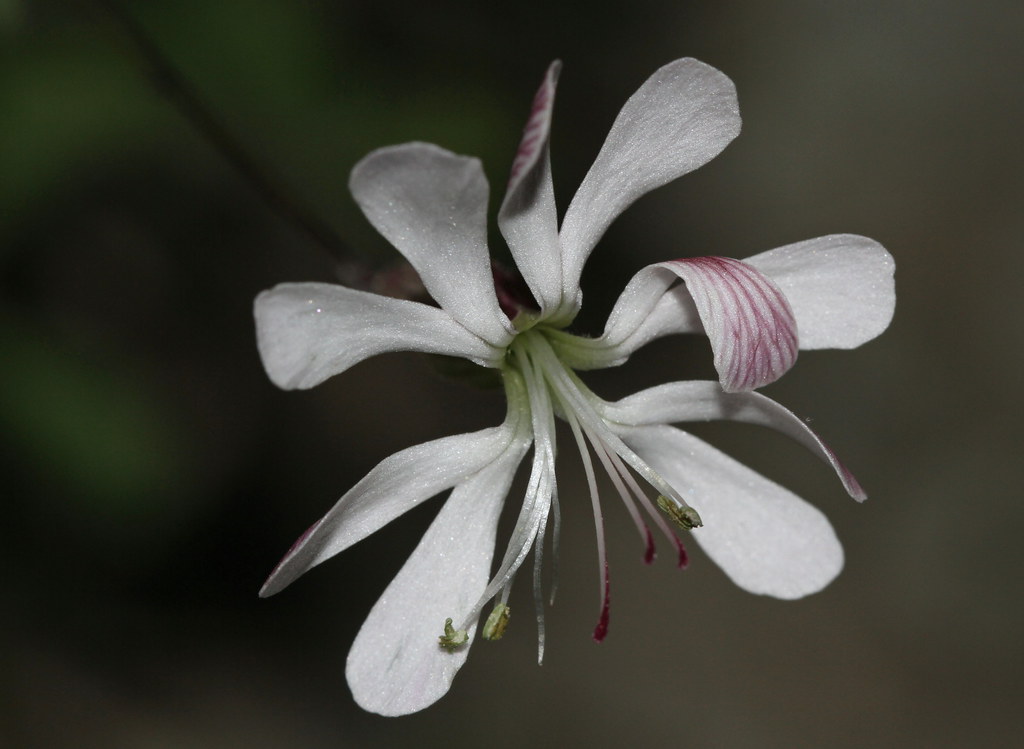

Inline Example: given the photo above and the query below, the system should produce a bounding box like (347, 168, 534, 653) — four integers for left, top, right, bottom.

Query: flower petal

(658, 257, 799, 391)
(569, 258, 797, 390)
(560, 261, 698, 372)
(254, 282, 501, 390)
(349, 143, 513, 344)
(743, 234, 895, 349)
(609, 282, 702, 357)
(560, 58, 741, 297)
(498, 61, 566, 315)
(259, 415, 525, 598)
(345, 434, 529, 716)
(561, 235, 893, 372)
(602, 381, 865, 500)
(623, 424, 844, 599)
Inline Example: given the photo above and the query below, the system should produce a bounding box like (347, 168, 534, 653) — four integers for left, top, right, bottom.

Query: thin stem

(92, 0, 352, 262)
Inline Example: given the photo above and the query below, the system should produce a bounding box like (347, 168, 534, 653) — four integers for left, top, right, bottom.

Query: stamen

(530, 337, 702, 519)
(537, 338, 657, 565)
(548, 484, 561, 606)
(560, 407, 612, 646)
(464, 345, 556, 630)
(524, 346, 557, 665)
(656, 495, 703, 529)
(584, 423, 658, 565)
(482, 602, 511, 641)
(533, 489, 550, 663)
(605, 450, 691, 569)
(499, 579, 513, 606)
(492, 329, 699, 655)
(439, 618, 468, 651)
(593, 562, 610, 643)
(465, 416, 549, 626)
(643, 527, 656, 565)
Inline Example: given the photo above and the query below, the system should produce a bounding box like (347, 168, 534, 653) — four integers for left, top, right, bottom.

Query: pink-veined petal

(743, 234, 895, 349)
(561, 235, 892, 371)
(259, 407, 527, 597)
(560, 58, 741, 297)
(254, 282, 501, 390)
(349, 143, 513, 345)
(602, 381, 864, 500)
(345, 432, 530, 716)
(575, 257, 798, 390)
(658, 257, 798, 391)
(498, 61, 565, 315)
(623, 424, 844, 599)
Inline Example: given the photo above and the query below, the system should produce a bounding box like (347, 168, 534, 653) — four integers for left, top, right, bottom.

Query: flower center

(443, 327, 702, 653)
(509, 328, 701, 528)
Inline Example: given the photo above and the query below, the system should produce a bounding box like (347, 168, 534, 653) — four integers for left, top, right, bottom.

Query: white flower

(253, 58, 895, 716)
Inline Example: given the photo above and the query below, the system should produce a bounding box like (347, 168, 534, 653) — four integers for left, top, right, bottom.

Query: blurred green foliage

(0, 314, 182, 509)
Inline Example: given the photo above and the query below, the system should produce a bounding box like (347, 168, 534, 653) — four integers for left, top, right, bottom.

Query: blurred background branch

(89, 0, 352, 262)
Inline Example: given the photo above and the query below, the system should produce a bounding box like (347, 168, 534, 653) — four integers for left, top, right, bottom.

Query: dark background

(3, 1, 1021, 746)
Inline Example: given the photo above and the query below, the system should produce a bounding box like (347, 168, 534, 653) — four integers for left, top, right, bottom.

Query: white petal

(623, 424, 844, 599)
(349, 143, 513, 344)
(498, 61, 565, 315)
(602, 381, 864, 500)
(557, 262, 699, 371)
(614, 283, 702, 356)
(254, 282, 501, 390)
(560, 58, 741, 296)
(259, 414, 525, 597)
(345, 436, 529, 716)
(596, 262, 684, 350)
(744, 234, 895, 349)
